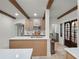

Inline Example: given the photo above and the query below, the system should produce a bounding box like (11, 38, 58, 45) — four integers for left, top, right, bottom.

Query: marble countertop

(0, 49, 33, 59)
(65, 48, 79, 59)
(10, 36, 49, 40)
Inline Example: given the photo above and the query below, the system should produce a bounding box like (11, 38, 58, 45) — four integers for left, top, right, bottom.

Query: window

(60, 23, 62, 37)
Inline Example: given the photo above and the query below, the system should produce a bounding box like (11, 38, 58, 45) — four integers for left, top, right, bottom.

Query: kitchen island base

(9, 39, 47, 56)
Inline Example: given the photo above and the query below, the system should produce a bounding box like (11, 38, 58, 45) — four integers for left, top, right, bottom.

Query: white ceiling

(50, 0, 77, 19)
(16, 0, 48, 18)
(0, 0, 25, 19)
(0, 0, 48, 19)
(0, 0, 77, 19)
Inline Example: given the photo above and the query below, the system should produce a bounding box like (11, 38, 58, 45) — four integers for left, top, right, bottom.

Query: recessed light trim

(15, 13, 19, 16)
(34, 13, 37, 16)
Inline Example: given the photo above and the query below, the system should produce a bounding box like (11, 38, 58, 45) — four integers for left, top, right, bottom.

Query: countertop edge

(9, 37, 49, 40)
(65, 48, 79, 59)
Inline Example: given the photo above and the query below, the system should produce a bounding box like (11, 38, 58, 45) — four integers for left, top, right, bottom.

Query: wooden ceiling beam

(0, 10, 16, 19)
(43, 0, 54, 19)
(9, 0, 30, 19)
(57, 5, 77, 19)
(47, 0, 54, 9)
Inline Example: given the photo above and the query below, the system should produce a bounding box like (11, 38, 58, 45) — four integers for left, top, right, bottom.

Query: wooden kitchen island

(9, 37, 48, 56)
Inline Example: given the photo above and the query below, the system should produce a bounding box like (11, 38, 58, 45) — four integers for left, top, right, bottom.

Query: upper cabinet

(40, 19, 45, 31)
(24, 19, 45, 36)
(25, 19, 33, 31)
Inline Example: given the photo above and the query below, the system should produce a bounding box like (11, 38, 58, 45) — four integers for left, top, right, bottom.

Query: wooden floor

(32, 42, 66, 59)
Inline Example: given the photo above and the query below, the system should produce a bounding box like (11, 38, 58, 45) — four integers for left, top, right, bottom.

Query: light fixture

(15, 13, 19, 16)
(34, 13, 37, 16)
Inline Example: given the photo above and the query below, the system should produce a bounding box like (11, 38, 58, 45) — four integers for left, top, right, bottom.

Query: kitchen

(0, 0, 79, 59)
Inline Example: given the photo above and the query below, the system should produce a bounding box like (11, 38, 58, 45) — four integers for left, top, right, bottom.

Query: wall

(14, 19, 25, 24)
(0, 14, 16, 48)
(45, 9, 51, 56)
(49, 18, 59, 40)
(49, 18, 57, 33)
(78, 0, 79, 47)
(56, 10, 77, 45)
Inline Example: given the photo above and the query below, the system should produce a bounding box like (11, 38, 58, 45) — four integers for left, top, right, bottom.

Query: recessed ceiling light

(15, 13, 19, 16)
(34, 13, 37, 16)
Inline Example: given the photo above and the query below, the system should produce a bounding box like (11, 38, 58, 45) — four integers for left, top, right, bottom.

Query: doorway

(64, 19, 77, 47)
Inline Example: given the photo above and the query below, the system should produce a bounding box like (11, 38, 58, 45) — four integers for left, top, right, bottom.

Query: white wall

(45, 9, 51, 56)
(14, 19, 25, 24)
(0, 14, 16, 48)
(45, 9, 49, 38)
(56, 10, 77, 45)
(49, 18, 57, 33)
(77, 0, 79, 47)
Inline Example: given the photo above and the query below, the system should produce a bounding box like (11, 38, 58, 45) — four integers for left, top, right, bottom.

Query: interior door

(64, 19, 77, 47)
(64, 22, 71, 47)
(71, 20, 77, 47)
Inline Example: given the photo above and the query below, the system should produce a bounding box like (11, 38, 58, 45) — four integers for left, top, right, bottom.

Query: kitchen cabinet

(9, 40, 47, 56)
(40, 19, 45, 30)
(24, 19, 45, 36)
(66, 52, 76, 59)
(25, 19, 33, 31)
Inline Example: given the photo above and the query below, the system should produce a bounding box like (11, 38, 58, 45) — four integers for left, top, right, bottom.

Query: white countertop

(10, 36, 49, 40)
(65, 48, 79, 59)
(0, 49, 33, 59)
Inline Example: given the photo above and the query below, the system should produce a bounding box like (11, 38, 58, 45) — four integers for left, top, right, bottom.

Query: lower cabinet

(9, 40, 47, 56)
(66, 52, 76, 59)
